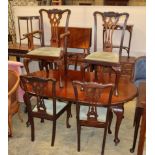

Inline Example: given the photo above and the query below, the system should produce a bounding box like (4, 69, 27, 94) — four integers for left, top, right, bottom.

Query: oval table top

(29, 70, 137, 106)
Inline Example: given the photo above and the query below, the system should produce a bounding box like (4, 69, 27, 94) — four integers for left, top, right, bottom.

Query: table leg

(112, 66, 121, 96)
(113, 105, 124, 145)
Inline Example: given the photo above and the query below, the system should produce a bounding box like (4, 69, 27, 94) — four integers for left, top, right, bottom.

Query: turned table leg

(113, 105, 124, 145)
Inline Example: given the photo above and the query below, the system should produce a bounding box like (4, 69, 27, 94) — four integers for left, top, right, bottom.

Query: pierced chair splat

(82, 11, 129, 96)
(23, 9, 71, 88)
(72, 81, 114, 155)
(20, 75, 72, 146)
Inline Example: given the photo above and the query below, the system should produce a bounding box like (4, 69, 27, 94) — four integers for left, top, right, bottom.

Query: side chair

(82, 11, 129, 96)
(72, 81, 114, 155)
(23, 9, 71, 87)
(20, 75, 71, 146)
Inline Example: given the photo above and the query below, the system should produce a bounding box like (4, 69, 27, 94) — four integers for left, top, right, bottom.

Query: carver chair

(72, 81, 114, 155)
(8, 70, 23, 137)
(82, 11, 129, 96)
(130, 56, 146, 153)
(20, 75, 71, 146)
(23, 9, 71, 87)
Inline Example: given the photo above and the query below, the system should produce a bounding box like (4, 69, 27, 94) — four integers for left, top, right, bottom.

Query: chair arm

(60, 30, 70, 39)
(59, 31, 70, 52)
(23, 30, 43, 51)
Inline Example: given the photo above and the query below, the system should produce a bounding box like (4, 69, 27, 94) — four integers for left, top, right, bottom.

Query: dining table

(26, 69, 137, 145)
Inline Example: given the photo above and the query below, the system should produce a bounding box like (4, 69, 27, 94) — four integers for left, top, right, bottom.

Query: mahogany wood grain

(28, 70, 137, 106)
(26, 70, 137, 144)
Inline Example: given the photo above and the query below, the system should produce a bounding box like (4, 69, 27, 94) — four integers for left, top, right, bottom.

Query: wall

(13, 6, 146, 57)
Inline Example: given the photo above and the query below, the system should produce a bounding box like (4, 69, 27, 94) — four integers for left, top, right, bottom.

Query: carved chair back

(72, 81, 114, 122)
(18, 16, 41, 45)
(20, 75, 56, 116)
(39, 9, 71, 49)
(93, 11, 129, 59)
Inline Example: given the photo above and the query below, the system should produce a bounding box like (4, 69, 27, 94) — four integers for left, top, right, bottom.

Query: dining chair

(20, 75, 71, 146)
(82, 11, 129, 96)
(23, 9, 71, 79)
(130, 56, 146, 153)
(72, 81, 114, 155)
(8, 70, 23, 137)
(18, 16, 41, 46)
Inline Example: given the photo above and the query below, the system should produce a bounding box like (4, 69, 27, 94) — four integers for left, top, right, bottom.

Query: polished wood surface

(137, 82, 146, 155)
(24, 69, 137, 145)
(59, 27, 92, 50)
(29, 70, 137, 106)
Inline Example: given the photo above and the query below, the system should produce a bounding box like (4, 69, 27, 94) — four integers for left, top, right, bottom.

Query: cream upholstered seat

(33, 99, 68, 115)
(85, 51, 119, 63)
(80, 105, 107, 122)
(28, 47, 62, 58)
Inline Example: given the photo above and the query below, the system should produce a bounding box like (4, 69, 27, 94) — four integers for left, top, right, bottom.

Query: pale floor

(8, 99, 145, 155)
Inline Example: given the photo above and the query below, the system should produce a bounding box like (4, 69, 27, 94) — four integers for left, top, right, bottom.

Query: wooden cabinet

(120, 56, 136, 79)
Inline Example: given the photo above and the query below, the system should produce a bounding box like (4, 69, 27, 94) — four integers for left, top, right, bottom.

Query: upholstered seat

(28, 47, 62, 58)
(33, 99, 68, 115)
(85, 51, 119, 63)
(80, 105, 107, 122)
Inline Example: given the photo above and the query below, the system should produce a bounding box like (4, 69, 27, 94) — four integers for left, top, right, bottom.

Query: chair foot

(130, 148, 134, 153)
(108, 130, 112, 134)
(114, 138, 120, 145)
(26, 121, 30, 127)
(8, 133, 12, 138)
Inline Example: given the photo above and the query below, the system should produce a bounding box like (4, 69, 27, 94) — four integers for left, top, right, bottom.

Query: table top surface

(28, 70, 137, 106)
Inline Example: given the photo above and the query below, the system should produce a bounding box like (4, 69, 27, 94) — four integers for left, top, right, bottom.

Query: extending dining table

(27, 69, 137, 145)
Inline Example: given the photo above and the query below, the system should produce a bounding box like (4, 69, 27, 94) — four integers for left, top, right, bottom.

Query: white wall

(13, 6, 146, 57)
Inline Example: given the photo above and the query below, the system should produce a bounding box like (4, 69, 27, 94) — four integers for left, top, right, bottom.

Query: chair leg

(8, 114, 13, 137)
(17, 103, 23, 122)
(40, 118, 44, 123)
(66, 104, 71, 128)
(130, 108, 143, 153)
(112, 66, 121, 96)
(51, 120, 56, 146)
(108, 109, 113, 134)
(77, 124, 81, 152)
(101, 127, 108, 155)
(30, 117, 35, 141)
